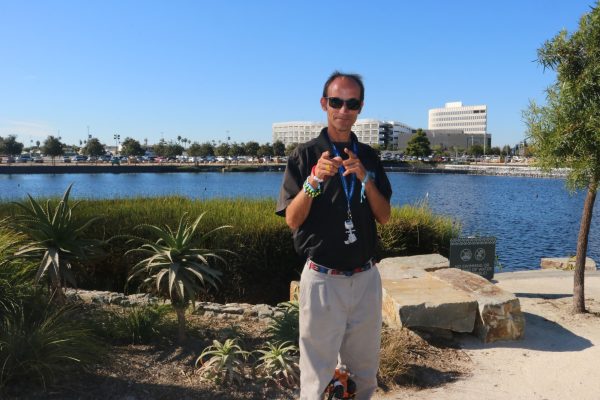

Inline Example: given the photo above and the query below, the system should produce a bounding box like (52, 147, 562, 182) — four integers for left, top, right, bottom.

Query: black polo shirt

(276, 128, 392, 270)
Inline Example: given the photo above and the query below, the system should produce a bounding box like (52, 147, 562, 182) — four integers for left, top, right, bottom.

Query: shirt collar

(317, 128, 358, 150)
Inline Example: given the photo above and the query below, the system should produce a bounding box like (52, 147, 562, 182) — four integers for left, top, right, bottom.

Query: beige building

(272, 119, 413, 148)
(428, 101, 490, 149)
(396, 129, 488, 151)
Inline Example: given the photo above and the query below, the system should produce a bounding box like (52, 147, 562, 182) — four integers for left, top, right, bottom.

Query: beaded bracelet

(311, 165, 324, 183)
(360, 171, 375, 203)
(303, 177, 322, 198)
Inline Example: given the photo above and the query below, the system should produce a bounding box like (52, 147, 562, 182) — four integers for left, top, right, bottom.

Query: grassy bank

(0, 197, 459, 304)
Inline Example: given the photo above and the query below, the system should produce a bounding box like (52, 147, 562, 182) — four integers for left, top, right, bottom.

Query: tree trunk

(573, 180, 598, 313)
(175, 306, 187, 343)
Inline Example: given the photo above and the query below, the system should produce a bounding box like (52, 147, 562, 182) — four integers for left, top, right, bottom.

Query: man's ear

(320, 97, 328, 111)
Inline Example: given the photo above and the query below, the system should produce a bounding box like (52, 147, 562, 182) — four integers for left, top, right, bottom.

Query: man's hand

(315, 151, 343, 181)
(342, 148, 366, 181)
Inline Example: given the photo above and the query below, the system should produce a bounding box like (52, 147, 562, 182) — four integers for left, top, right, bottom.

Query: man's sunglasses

(325, 97, 362, 111)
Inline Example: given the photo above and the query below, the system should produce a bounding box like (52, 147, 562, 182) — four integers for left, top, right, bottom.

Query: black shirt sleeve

(275, 149, 305, 217)
(374, 157, 392, 201)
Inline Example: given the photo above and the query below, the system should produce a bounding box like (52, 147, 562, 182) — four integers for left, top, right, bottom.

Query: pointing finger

(344, 148, 358, 159)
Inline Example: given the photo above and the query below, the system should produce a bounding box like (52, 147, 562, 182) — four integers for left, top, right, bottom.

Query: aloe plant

(8, 184, 103, 303)
(127, 212, 232, 342)
(195, 338, 249, 385)
(253, 341, 299, 388)
(265, 301, 299, 346)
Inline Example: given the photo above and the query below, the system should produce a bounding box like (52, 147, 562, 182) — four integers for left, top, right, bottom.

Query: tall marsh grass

(0, 197, 459, 304)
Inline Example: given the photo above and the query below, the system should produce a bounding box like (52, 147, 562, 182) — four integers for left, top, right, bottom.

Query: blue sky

(0, 0, 595, 148)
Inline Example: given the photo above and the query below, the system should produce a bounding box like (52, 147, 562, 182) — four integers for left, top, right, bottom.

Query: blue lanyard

(327, 134, 358, 217)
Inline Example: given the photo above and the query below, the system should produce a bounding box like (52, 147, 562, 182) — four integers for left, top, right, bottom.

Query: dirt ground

(5, 311, 472, 400)
(375, 270, 600, 400)
(9, 270, 597, 400)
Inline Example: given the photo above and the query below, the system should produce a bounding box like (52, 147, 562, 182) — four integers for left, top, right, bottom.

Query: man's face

(320, 77, 363, 138)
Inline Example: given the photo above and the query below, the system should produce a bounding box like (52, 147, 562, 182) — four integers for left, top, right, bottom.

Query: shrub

(379, 200, 460, 258)
(127, 212, 232, 342)
(0, 292, 104, 389)
(377, 327, 411, 389)
(195, 338, 250, 386)
(265, 301, 299, 346)
(6, 185, 104, 303)
(100, 304, 171, 345)
(253, 341, 299, 388)
(0, 197, 459, 305)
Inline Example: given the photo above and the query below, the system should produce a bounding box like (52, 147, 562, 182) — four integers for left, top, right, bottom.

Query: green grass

(0, 196, 459, 304)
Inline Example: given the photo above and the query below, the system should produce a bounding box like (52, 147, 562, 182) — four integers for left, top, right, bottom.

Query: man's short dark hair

(322, 71, 365, 101)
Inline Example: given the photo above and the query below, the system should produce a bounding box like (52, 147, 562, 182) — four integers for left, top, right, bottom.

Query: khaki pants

(299, 260, 382, 400)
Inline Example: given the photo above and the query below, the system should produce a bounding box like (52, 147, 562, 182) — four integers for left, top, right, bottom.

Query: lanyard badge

(327, 135, 359, 245)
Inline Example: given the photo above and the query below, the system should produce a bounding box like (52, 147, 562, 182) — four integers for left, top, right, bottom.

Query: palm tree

(8, 184, 103, 303)
(127, 213, 232, 342)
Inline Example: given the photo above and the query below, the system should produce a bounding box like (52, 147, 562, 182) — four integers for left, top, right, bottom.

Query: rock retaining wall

(65, 288, 284, 321)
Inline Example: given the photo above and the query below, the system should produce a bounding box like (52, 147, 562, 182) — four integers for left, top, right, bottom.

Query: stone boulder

(290, 280, 300, 301)
(431, 268, 525, 342)
(378, 254, 449, 280)
(540, 257, 597, 271)
(382, 273, 477, 332)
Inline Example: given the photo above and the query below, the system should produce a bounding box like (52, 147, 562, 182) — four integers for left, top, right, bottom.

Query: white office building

(428, 101, 490, 148)
(429, 101, 487, 134)
(272, 119, 413, 148)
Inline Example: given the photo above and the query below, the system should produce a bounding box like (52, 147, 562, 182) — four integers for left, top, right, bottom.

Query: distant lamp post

(114, 134, 121, 155)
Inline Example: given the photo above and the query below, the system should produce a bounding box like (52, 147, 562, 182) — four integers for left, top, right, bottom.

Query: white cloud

(0, 120, 55, 141)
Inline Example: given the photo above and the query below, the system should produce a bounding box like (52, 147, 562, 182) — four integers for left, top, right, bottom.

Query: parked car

(33, 156, 44, 163)
(72, 155, 88, 162)
(4, 156, 16, 163)
(110, 157, 121, 165)
(17, 154, 32, 163)
(62, 156, 71, 163)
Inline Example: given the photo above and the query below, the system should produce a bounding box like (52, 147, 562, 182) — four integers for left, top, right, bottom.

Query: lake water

(1, 171, 598, 271)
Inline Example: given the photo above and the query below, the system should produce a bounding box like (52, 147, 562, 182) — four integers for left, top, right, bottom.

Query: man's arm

(284, 151, 342, 230)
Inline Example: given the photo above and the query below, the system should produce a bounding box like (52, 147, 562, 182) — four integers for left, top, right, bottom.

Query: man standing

(276, 71, 392, 399)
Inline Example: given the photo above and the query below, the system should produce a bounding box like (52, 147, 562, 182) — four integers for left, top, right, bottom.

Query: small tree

(41, 136, 64, 165)
(8, 184, 103, 303)
(467, 144, 484, 157)
(127, 213, 232, 342)
(0, 135, 24, 156)
(229, 142, 244, 158)
(405, 129, 431, 157)
(214, 143, 230, 157)
(524, 2, 600, 313)
(198, 142, 215, 157)
(82, 138, 105, 160)
(258, 143, 273, 158)
(285, 143, 298, 156)
(272, 140, 285, 157)
(121, 138, 145, 157)
(244, 141, 260, 157)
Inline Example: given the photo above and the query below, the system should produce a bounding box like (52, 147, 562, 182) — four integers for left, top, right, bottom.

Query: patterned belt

(308, 259, 374, 277)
